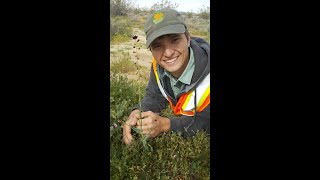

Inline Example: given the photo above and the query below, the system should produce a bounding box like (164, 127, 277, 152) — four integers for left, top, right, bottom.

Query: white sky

(132, 0, 210, 12)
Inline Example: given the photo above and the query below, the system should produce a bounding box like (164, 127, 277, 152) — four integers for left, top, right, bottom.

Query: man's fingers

(122, 110, 143, 145)
(133, 111, 154, 119)
(123, 134, 133, 145)
(123, 123, 134, 145)
(128, 110, 140, 123)
(136, 123, 154, 131)
(126, 114, 139, 126)
(124, 122, 133, 134)
(136, 117, 154, 126)
(140, 111, 153, 118)
(129, 118, 138, 126)
(133, 113, 146, 119)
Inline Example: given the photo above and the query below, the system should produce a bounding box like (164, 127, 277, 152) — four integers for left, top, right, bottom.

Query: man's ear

(186, 31, 191, 47)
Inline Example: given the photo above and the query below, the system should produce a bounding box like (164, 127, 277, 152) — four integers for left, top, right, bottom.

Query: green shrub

(190, 29, 209, 37)
(110, 16, 133, 43)
(110, 74, 210, 179)
(186, 11, 193, 18)
(111, 51, 137, 74)
(111, 34, 131, 44)
(160, 105, 175, 118)
(150, 0, 179, 13)
(198, 5, 210, 20)
(110, 0, 134, 16)
(110, 73, 146, 125)
(110, 126, 210, 179)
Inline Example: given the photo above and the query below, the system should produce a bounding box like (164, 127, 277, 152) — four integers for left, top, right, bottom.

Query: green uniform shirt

(164, 48, 195, 98)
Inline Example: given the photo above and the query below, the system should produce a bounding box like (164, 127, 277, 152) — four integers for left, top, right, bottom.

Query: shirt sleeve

(169, 105, 211, 137)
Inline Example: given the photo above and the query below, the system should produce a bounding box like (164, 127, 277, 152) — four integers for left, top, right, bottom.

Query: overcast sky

(133, 0, 210, 12)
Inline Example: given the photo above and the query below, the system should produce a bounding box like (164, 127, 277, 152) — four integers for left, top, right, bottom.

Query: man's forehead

(152, 33, 183, 43)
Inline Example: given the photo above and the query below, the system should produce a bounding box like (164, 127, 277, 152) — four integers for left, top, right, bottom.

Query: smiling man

(123, 8, 210, 145)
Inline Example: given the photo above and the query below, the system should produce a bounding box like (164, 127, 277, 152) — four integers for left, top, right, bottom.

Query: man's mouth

(164, 57, 178, 64)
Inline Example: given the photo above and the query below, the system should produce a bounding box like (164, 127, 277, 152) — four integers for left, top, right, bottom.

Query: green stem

(139, 82, 142, 137)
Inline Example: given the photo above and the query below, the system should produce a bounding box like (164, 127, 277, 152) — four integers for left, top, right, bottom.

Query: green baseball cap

(144, 8, 187, 48)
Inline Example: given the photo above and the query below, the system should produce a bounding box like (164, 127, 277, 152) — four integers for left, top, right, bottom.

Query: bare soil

(110, 28, 152, 81)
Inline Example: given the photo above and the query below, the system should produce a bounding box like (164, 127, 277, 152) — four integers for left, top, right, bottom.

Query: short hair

(184, 29, 190, 41)
(149, 30, 190, 51)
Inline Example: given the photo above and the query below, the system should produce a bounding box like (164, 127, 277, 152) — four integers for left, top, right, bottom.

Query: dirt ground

(110, 28, 153, 81)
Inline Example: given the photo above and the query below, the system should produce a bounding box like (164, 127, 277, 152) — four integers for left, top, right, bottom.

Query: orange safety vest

(152, 58, 210, 116)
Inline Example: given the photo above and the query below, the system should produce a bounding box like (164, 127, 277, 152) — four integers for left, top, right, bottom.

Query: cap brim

(146, 24, 186, 48)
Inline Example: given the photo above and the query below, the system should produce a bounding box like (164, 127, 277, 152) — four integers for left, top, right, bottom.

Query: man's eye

(172, 38, 179, 42)
(152, 45, 160, 49)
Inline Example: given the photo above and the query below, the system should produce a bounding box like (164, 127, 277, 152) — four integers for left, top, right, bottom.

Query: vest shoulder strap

(152, 58, 210, 116)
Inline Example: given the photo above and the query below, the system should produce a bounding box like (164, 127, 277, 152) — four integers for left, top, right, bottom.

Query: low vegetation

(110, 51, 136, 74)
(110, 73, 210, 179)
(110, 16, 133, 44)
(110, 0, 211, 179)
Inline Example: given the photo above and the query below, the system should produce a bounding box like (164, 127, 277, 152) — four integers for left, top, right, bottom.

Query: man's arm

(169, 105, 211, 137)
(134, 105, 211, 138)
(124, 66, 169, 144)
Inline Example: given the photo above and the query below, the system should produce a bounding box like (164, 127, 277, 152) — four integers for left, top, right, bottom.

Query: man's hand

(135, 111, 170, 138)
(122, 109, 140, 145)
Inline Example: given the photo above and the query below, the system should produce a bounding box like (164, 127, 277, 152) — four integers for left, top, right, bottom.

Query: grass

(110, 9, 211, 179)
(111, 34, 132, 44)
(130, 14, 146, 30)
(110, 71, 210, 179)
(189, 29, 210, 43)
(111, 16, 133, 44)
(110, 126, 210, 179)
(110, 73, 145, 123)
(110, 51, 137, 74)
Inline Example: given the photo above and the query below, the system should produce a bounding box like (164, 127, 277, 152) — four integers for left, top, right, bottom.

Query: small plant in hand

(128, 35, 153, 151)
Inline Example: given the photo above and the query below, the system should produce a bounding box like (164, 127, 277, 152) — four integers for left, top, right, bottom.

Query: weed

(130, 35, 154, 151)
(111, 34, 131, 44)
(185, 11, 194, 18)
(198, 5, 210, 20)
(110, 16, 133, 44)
(160, 105, 176, 118)
(110, 71, 210, 179)
(110, 51, 136, 74)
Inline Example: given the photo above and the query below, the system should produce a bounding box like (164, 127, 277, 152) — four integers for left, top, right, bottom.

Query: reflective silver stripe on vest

(182, 73, 210, 111)
(155, 71, 210, 111)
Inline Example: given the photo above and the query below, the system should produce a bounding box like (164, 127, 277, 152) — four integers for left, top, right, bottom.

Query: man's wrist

(160, 117, 171, 133)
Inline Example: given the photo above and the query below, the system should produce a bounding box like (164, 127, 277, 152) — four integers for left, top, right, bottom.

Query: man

(123, 8, 210, 145)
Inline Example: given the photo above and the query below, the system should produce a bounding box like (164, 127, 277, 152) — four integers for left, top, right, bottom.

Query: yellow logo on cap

(153, 12, 164, 24)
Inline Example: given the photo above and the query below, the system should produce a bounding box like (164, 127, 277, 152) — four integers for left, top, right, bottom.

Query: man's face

(150, 33, 191, 79)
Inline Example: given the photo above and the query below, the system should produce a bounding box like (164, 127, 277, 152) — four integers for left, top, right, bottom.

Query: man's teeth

(166, 57, 177, 63)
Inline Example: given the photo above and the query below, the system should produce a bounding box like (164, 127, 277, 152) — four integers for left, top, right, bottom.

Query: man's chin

(163, 66, 176, 73)
(162, 63, 179, 70)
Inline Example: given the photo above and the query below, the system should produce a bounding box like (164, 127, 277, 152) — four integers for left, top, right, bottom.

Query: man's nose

(163, 48, 174, 57)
